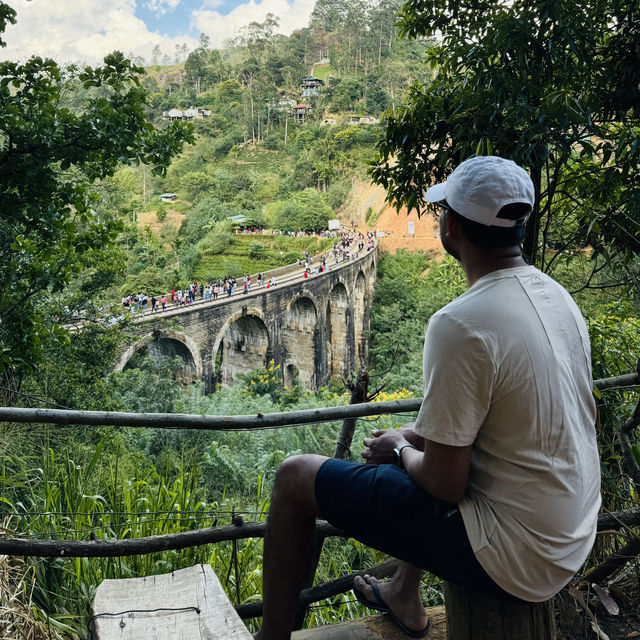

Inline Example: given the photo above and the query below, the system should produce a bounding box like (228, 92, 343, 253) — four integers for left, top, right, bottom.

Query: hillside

(347, 179, 443, 256)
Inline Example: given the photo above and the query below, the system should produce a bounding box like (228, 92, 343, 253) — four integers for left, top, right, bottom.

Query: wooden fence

(1, 367, 639, 626)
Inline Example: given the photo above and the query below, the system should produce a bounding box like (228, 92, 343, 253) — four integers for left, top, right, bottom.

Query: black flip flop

(353, 579, 431, 638)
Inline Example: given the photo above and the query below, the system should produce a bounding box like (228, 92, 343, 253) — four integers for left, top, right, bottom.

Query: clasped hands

(361, 422, 425, 466)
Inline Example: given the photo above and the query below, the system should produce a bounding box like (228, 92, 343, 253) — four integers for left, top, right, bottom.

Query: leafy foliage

(267, 189, 334, 231)
(0, 39, 193, 375)
(371, 0, 640, 281)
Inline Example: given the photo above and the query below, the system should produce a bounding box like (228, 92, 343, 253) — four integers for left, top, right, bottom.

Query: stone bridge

(114, 247, 377, 393)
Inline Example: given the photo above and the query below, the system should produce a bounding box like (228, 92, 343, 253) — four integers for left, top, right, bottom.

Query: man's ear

(445, 210, 461, 239)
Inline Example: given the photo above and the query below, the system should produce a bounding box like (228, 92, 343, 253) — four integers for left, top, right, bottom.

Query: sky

(1, 0, 315, 65)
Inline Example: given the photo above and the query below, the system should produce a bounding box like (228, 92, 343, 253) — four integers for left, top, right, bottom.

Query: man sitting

(255, 156, 601, 639)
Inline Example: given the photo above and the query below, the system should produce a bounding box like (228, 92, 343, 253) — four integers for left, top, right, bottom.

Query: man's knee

(272, 454, 326, 512)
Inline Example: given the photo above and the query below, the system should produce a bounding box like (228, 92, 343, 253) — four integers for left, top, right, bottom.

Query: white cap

(424, 156, 535, 228)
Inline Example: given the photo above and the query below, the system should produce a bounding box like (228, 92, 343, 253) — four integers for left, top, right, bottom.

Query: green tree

(271, 189, 333, 231)
(371, 0, 640, 286)
(184, 33, 223, 95)
(180, 171, 215, 202)
(311, 0, 349, 34)
(0, 5, 194, 378)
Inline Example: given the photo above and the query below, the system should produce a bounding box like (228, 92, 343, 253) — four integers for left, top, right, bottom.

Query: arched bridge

(114, 247, 377, 393)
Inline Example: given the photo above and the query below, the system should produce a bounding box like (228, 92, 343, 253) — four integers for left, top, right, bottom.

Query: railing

(1, 368, 639, 622)
(64, 239, 377, 332)
(121, 240, 376, 321)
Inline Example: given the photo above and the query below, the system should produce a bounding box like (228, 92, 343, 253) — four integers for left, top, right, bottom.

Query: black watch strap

(393, 443, 417, 470)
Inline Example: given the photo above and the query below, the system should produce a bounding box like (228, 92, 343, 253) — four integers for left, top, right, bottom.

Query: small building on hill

(162, 107, 211, 121)
(301, 75, 324, 97)
(272, 90, 299, 112)
(161, 193, 177, 202)
(348, 115, 380, 125)
(293, 104, 311, 123)
(226, 214, 247, 228)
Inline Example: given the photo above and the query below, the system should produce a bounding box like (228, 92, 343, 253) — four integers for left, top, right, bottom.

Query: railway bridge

(114, 247, 377, 393)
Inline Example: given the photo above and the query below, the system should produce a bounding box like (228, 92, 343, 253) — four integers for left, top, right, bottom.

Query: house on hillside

(293, 104, 311, 123)
(348, 115, 380, 125)
(226, 214, 247, 228)
(271, 90, 299, 112)
(301, 75, 325, 97)
(162, 107, 211, 121)
(161, 193, 177, 202)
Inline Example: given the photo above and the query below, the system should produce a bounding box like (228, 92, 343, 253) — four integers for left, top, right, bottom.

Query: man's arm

(403, 439, 471, 504)
(362, 428, 471, 504)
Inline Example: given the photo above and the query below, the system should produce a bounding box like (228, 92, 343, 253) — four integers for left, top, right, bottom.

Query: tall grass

(0, 410, 414, 637)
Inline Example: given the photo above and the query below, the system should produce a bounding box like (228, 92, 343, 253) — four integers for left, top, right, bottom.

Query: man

(255, 156, 601, 640)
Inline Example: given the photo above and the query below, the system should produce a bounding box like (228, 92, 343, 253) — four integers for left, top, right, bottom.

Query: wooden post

(444, 582, 556, 640)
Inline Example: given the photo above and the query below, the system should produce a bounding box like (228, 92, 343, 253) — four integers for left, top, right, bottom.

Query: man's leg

(255, 453, 327, 640)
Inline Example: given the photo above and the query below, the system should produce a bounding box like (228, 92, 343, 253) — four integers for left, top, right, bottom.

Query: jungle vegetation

(0, 0, 639, 637)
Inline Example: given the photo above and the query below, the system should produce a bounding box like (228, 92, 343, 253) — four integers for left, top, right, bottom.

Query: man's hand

(361, 428, 408, 465)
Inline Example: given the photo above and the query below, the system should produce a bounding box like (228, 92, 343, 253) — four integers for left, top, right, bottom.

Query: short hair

(446, 202, 529, 249)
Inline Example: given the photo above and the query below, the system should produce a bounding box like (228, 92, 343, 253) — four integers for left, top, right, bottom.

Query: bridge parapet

(115, 246, 377, 393)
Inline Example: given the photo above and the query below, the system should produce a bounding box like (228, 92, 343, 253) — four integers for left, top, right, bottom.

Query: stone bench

(90, 564, 251, 640)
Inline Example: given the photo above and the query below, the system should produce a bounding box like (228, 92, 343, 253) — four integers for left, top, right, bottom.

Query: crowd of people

(121, 230, 375, 315)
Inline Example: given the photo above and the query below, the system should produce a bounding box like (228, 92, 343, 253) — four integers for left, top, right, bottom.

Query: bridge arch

(114, 330, 201, 381)
(354, 271, 367, 368)
(326, 281, 351, 379)
(212, 308, 271, 387)
(281, 292, 320, 390)
(368, 257, 376, 293)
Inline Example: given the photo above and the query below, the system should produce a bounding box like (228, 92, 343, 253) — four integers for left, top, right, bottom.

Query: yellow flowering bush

(242, 360, 284, 402)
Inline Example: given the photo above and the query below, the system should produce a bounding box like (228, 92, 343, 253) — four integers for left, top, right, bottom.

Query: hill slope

(347, 179, 443, 256)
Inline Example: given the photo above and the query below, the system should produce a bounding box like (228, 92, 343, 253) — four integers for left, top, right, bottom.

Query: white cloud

(0, 0, 314, 67)
(1, 0, 198, 66)
(145, 0, 181, 18)
(193, 0, 314, 48)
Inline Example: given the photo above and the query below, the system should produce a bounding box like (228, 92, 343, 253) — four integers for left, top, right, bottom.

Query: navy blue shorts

(315, 458, 516, 600)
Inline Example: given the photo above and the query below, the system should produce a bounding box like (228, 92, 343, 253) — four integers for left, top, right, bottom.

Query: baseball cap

(424, 156, 535, 228)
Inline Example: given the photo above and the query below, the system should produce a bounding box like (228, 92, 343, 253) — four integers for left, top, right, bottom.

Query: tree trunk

(333, 371, 369, 460)
(522, 165, 542, 265)
(444, 582, 556, 640)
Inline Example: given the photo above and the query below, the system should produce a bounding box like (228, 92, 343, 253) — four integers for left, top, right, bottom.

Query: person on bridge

(254, 156, 600, 640)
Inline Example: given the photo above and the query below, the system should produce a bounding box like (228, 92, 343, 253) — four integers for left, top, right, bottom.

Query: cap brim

(424, 182, 447, 203)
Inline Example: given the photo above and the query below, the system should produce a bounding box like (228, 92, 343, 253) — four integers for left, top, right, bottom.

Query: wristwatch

(393, 443, 417, 470)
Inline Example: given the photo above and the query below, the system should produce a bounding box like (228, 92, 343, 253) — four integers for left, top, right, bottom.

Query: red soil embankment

(346, 179, 444, 257)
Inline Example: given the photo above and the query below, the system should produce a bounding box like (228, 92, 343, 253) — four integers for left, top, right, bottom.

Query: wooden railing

(1, 367, 639, 623)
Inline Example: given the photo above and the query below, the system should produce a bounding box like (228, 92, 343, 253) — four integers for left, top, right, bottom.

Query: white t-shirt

(414, 266, 601, 602)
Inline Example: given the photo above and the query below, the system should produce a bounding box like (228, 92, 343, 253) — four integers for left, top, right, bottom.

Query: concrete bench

(90, 564, 252, 640)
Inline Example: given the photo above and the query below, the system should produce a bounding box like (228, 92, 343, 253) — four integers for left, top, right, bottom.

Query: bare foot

(353, 574, 428, 635)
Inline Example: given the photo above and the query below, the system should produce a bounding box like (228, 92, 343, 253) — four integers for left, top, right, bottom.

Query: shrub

(263, 134, 280, 150)
(156, 205, 168, 222)
(326, 180, 350, 211)
(221, 260, 244, 278)
(282, 251, 300, 264)
(201, 231, 233, 255)
(242, 361, 284, 403)
(249, 242, 268, 259)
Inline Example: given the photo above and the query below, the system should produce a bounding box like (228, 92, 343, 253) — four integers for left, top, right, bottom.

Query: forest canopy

(371, 0, 640, 287)
(0, 4, 194, 377)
